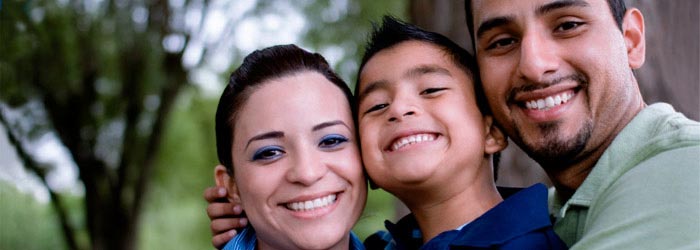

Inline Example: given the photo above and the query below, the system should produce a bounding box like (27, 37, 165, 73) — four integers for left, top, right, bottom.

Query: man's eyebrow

(475, 0, 590, 40)
(312, 120, 351, 132)
(476, 16, 514, 40)
(245, 131, 283, 150)
(536, 0, 590, 16)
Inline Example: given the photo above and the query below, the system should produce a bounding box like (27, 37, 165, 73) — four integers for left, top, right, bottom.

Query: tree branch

(0, 107, 81, 250)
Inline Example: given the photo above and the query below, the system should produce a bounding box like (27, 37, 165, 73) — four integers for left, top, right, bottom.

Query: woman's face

(229, 71, 366, 250)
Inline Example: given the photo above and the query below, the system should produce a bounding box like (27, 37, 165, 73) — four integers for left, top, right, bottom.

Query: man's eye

(486, 38, 517, 50)
(365, 103, 388, 114)
(252, 146, 284, 161)
(420, 88, 447, 95)
(556, 21, 584, 32)
(319, 134, 349, 149)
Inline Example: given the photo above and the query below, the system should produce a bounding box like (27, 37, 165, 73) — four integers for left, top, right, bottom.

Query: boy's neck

(401, 175, 503, 243)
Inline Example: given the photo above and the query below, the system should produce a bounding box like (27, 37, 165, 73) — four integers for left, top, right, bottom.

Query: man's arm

(204, 186, 248, 249)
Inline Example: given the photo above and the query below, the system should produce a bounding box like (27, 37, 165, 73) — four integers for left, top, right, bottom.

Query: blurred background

(0, 0, 697, 249)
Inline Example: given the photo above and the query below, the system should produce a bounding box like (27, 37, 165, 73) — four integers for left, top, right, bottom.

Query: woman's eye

(252, 146, 284, 161)
(319, 134, 349, 149)
(420, 88, 447, 95)
(365, 103, 388, 114)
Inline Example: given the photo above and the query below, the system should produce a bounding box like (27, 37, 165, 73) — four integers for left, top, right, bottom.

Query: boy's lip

(384, 130, 441, 152)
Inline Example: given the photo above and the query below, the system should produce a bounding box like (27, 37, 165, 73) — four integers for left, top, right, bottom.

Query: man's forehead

(471, 0, 595, 19)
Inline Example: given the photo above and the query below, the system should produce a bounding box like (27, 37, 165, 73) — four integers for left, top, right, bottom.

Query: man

(465, 0, 699, 249)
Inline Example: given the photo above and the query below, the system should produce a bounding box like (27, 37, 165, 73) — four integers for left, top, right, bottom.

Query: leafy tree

(1, 0, 193, 248)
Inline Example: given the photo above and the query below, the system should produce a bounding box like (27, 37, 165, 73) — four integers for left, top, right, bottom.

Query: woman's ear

(483, 116, 507, 154)
(214, 165, 241, 203)
(623, 8, 646, 69)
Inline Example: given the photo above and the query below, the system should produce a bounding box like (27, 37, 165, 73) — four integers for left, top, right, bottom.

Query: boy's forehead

(360, 41, 465, 83)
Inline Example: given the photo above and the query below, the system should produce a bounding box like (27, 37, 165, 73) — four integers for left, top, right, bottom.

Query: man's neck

(547, 98, 647, 201)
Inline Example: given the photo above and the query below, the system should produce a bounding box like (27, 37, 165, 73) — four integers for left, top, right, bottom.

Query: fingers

(212, 229, 237, 249)
(206, 202, 243, 220)
(204, 186, 228, 203)
(211, 217, 248, 235)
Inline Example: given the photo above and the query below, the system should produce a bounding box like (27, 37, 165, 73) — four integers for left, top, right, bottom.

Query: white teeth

(286, 194, 337, 211)
(525, 92, 574, 111)
(391, 133, 436, 151)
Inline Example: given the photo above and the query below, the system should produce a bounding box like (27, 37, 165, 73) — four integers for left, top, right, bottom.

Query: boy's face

(357, 41, 490, 199)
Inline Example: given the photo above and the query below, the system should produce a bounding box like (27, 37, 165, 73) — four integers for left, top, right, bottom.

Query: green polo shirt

(549, 103, 700, 250)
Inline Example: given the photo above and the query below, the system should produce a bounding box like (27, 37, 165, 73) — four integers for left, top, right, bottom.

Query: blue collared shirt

(222, 225, 365, 250)
(364, 184, 567, 250)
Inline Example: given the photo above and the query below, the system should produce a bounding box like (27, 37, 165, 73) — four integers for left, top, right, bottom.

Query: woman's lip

(283, 192, 343, 219)
(281, 191, 341, 205)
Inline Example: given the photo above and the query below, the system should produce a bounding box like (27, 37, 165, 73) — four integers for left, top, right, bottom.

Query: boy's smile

(357, 40, 492, 202)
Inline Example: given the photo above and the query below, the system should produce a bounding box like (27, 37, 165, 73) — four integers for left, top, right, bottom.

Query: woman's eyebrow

(245, 131, 284, 150)
(312, 120, 350, 132)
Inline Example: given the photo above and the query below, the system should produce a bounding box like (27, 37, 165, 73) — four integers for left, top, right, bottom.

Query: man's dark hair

(356, 16, 501, 180)
(215, 44, 355, 173)
(356, 15, 490, 116)
(464, 0, 627, 51)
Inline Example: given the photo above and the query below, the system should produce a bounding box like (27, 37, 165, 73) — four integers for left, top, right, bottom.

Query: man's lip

(512, 83, 580, 103)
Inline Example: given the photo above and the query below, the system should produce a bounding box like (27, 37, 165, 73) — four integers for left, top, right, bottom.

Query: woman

(214, 44, 367, 250)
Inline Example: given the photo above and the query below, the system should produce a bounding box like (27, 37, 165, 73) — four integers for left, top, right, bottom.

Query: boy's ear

(623, 8, 645, 69)
(214, 165, 242, 203)
(483, 116, 507, 154)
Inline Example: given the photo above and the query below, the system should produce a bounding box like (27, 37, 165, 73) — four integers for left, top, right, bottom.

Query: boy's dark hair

(356, 15, 491, 116)
(215, 44, 355, 173)
(464, 0, 627, 52)
(356, 16, 501, 180)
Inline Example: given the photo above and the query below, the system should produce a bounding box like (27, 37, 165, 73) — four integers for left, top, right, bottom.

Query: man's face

(470, 0, 644, 167)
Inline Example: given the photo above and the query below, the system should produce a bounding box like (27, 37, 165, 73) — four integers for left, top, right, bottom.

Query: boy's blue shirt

(364, 184, 567, 250)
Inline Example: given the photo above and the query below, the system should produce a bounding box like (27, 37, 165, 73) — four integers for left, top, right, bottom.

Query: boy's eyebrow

(245, 131, 283, 150)
(312, 120, 351, 132)
(405, 64, 452, 79)
(358, 64, 451, 104)
(475, 0, 590, 40)
(357, 80, 388, 104)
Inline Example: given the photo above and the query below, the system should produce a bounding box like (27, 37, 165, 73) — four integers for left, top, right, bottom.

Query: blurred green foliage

(1, 0, 408, 249)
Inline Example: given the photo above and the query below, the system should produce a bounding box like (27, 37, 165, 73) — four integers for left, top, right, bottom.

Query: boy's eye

(252, 146, 285, 161)
(364, 103, 388, 114)
(319, 134, 349, 149)
(420, 88, 447, 95)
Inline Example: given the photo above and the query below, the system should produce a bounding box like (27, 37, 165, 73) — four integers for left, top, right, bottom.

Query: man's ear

(622, 8, 646, 69)
(483, 116, 507, 154)
(214, 165, 241, 203)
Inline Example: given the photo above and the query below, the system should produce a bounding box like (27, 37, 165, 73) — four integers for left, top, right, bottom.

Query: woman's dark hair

(356, 16, 490, 116)
(215, 44, 355, 173)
